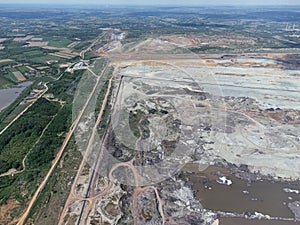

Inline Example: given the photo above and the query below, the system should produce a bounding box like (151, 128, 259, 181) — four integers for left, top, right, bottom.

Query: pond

(0, 81, 32, 112)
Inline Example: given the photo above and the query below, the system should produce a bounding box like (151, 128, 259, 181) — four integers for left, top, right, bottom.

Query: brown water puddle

(182, 164, 300, 218)
(220, 217, 300, 225)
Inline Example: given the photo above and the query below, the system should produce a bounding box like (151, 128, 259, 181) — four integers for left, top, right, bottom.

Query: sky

(0, 0, 299, 5)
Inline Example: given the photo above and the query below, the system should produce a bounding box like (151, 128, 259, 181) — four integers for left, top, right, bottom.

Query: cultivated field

(12, 71, 26, 81)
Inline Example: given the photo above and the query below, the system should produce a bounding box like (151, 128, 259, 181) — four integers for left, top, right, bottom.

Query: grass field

(5, 71, 19, 82)
(21, 50, 46, 58)
(28, 55, 62, 64)
(0, 76, 15, 89)
(2, 67, 29, 83)
(16, 66, 30, 74)
(46, 37, 73, 48)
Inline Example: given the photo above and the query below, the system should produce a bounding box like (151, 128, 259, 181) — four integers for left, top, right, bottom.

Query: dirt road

(0, 83, 48, 136)
(58, 65, 114, 225)
(17, 70, 104, 225)
(0, 103, 63, 178)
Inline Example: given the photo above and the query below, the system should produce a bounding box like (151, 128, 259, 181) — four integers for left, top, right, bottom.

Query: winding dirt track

(0, 102, 64, 178)
(65, 68, 165, 225)
(17, 69, 104, 225)
(59, 62, 167, 225)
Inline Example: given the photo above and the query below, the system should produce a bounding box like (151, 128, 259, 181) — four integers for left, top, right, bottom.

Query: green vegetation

(27, 55, 61, 64)
(6, 70, 18, 82)
(83, 51, 98, 60)
(46, 37, 72, 48)
(95, 79, 110, 116)
(189, 46, 231, 53)
(0, 70, 83, 220)
(97, 81, 114, 137)
(94, 66, 114, 136)
(27, 104, 71, 169)
(28, 136, 82, 224)
(0, 100, 71, 205)
(129, 109, 145, 138)
(0, 98, 60, 174)
(72, 41, 92, 51)
(16, 66, 30, 74)
(47, 70, 84, 101)
(4, 42, 53, 63)
(90, 57, 108, 75)
(0, 76, 15, 88)
(0, 82, 32, 125)
(0, 79, 59, 133)
(0, 102, 30, 128)
(0, 60, 16, 67)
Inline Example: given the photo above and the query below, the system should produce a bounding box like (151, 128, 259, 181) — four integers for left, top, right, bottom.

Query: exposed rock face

(160, 178, 217, 225)
(136, 188, 163, 225)
(288, 201, 300, 220)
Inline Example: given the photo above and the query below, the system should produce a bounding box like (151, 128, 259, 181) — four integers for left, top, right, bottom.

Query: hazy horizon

(0, 0, 299, 6)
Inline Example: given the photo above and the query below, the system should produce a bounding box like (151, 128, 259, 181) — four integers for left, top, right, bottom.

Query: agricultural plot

(12, 71, 26, 81)
(27, 55, 62, 64)
(27, 42, 48, 47)
(5, 71, 18, 82)
(0, 59, 13, 64)
(16, 66, 30, 74)
(49, 51, 78, 59)
(46, 37, 73, 48)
